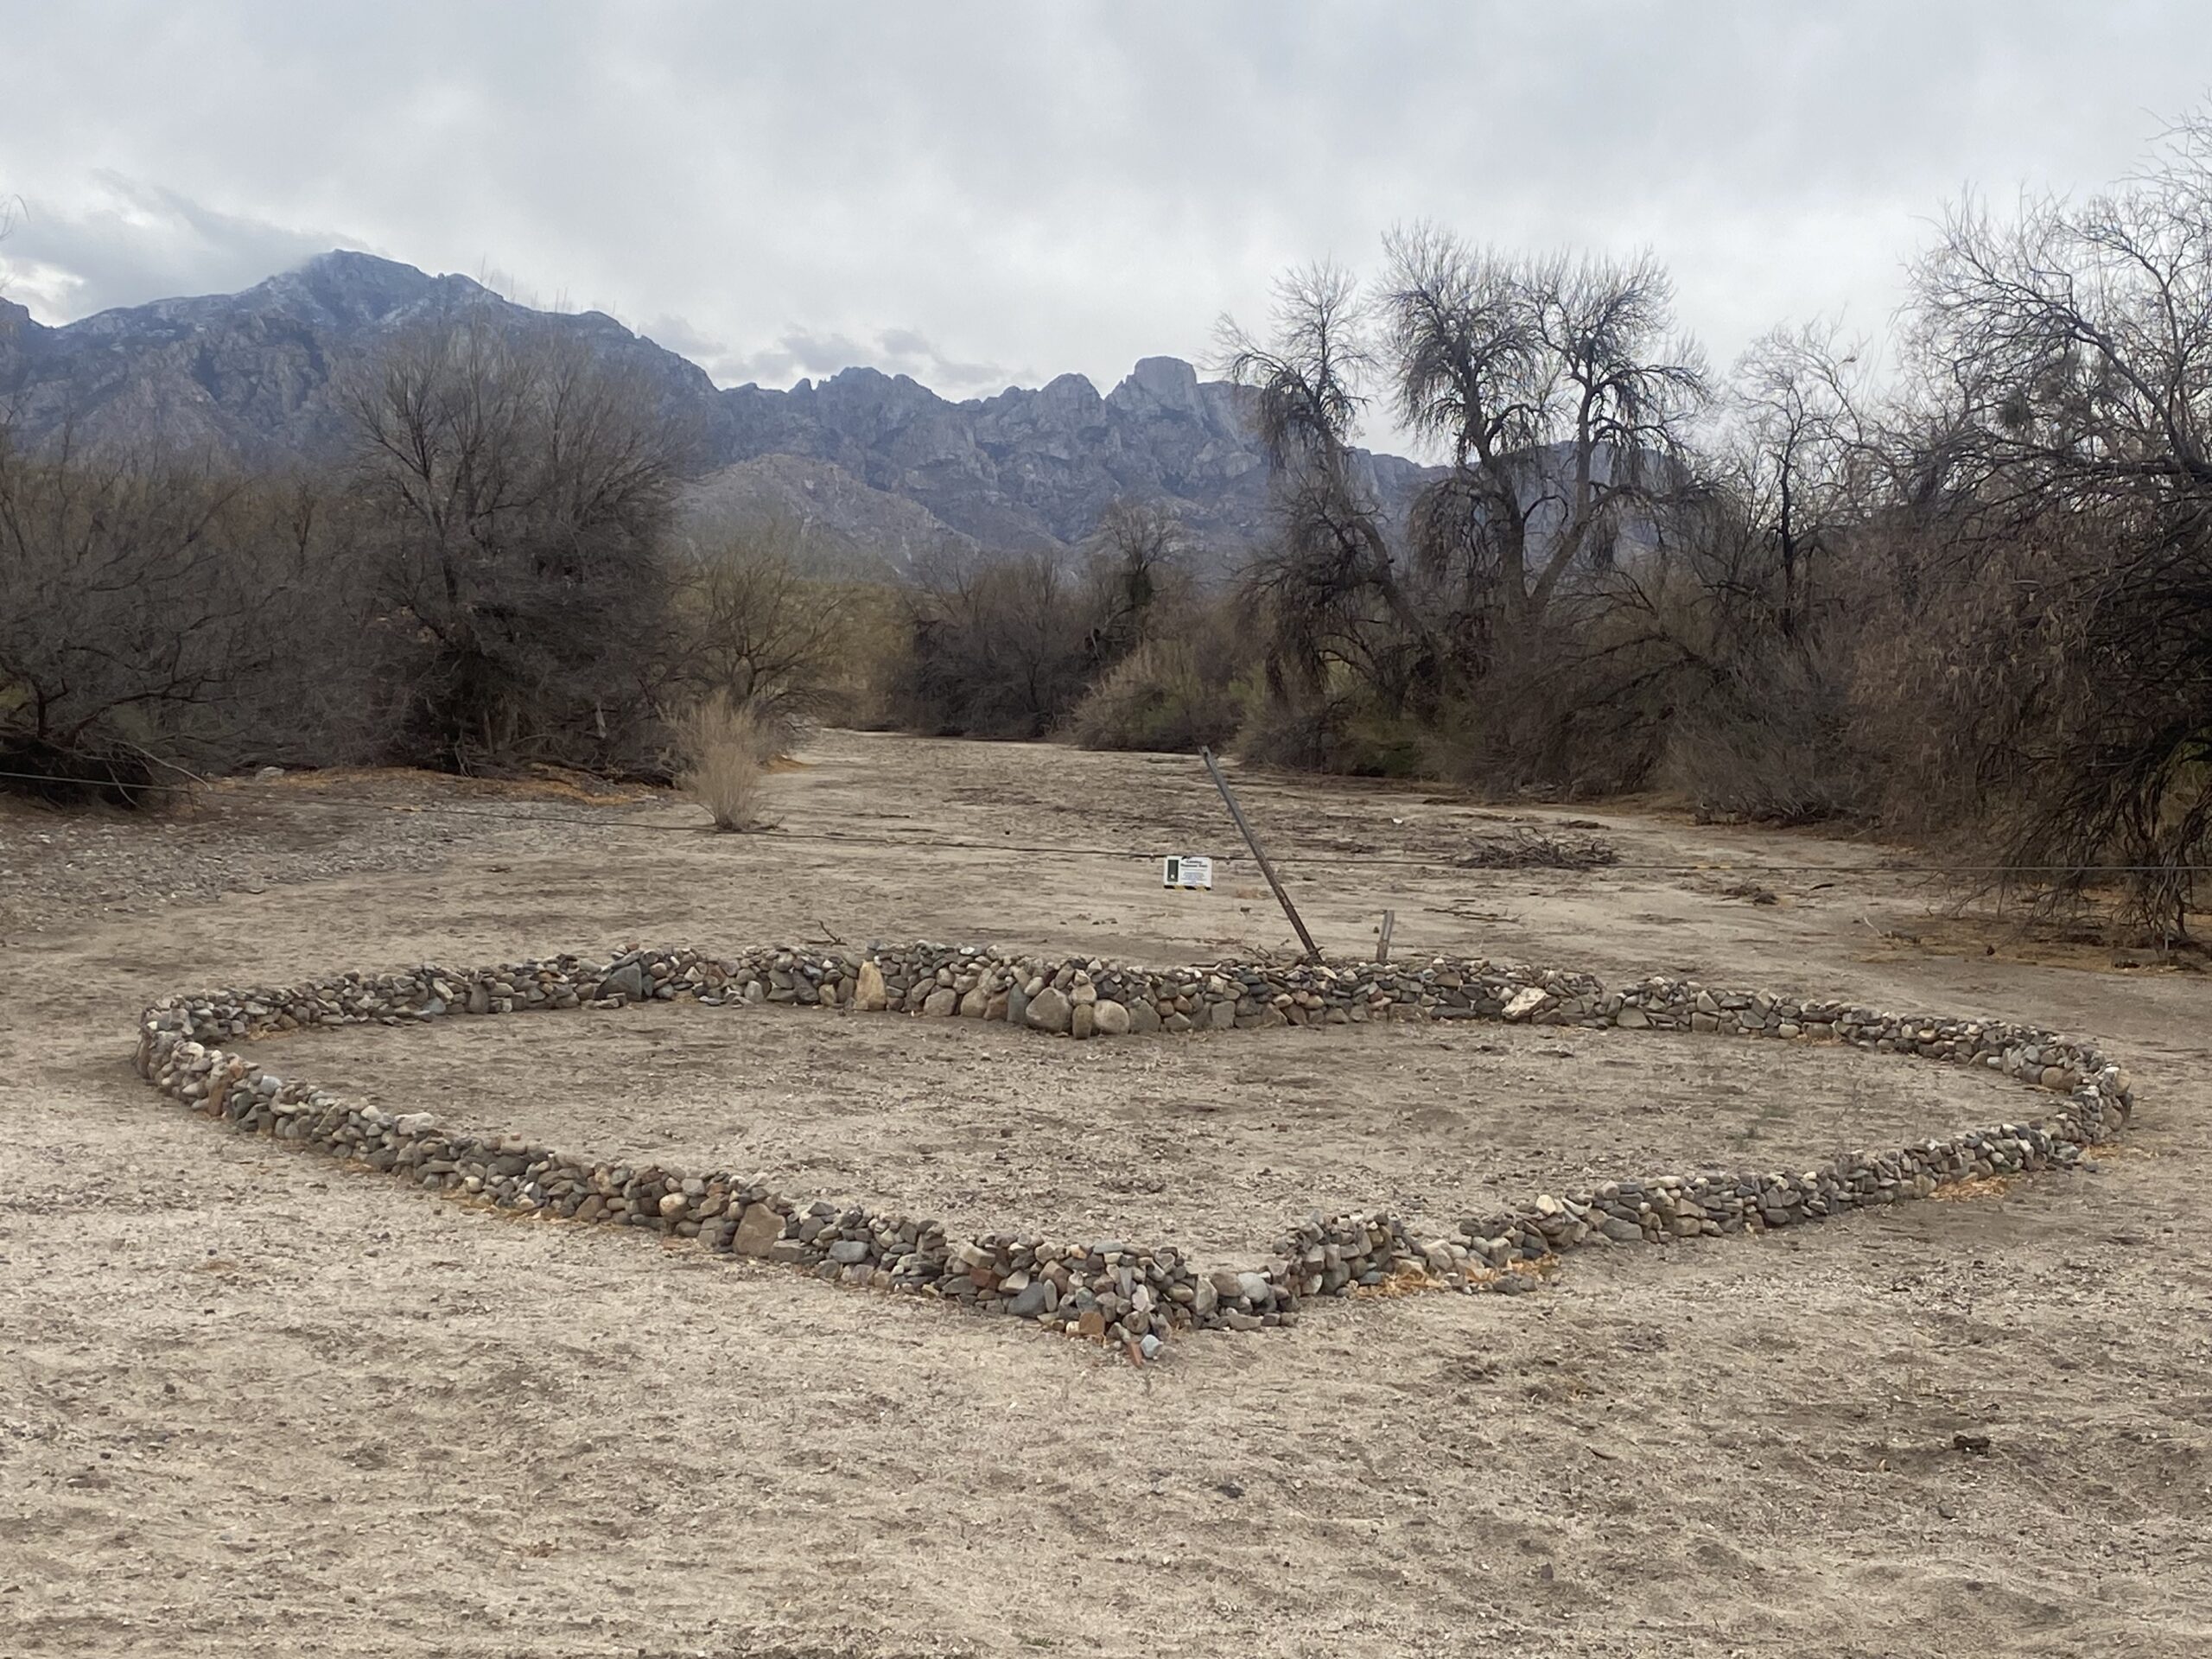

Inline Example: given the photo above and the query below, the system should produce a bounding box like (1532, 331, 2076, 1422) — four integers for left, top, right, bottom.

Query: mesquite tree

(345, 317, 689, 772)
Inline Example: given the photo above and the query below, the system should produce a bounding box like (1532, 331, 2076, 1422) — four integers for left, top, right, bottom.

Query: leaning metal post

(1199, 747, 1322, 963)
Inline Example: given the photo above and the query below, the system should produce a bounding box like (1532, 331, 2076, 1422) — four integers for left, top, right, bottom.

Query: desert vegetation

(6, 122, 2210, 938)
(871, 119, 2212, 942)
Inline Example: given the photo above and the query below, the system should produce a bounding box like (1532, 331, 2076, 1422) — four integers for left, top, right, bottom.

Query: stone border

(135, 943, 2137, 1353)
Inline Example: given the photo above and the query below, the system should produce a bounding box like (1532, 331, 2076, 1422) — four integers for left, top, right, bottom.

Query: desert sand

(4, 732, 2208, 1657)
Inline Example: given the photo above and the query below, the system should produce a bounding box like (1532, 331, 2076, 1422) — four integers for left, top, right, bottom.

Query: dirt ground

(4, 731, 2209, 1658)
(300, 1000, 2029, 1264)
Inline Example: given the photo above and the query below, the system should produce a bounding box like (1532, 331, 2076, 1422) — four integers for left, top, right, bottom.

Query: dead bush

(675, 697, 779, 831)
(1234, 679, 1431, 777)
(1453, 828, 1618, 869)
(1661, 639, 1870, 824)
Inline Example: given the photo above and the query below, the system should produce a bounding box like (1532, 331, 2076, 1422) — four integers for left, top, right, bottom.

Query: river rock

(731, 1202, 785, 1256)
(855, 961, 888, 1012)
(1025, 987, 1072, 1033)
(596, 962, 645, 1003)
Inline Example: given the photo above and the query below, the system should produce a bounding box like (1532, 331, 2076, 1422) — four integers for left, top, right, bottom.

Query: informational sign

(1162, 855, 1214, 889)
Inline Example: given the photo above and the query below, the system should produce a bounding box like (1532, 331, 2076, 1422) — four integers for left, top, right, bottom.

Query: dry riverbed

(4, 732, 2209, 1657)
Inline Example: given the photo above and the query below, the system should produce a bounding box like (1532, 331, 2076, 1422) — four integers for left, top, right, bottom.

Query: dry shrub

(675, 697, 780, 831)
(1066, 637, 1241, 753)
(1233, 682, 1431, 776)
(1453, 828, 1618, 869)
(1660, 640, 1869, 825)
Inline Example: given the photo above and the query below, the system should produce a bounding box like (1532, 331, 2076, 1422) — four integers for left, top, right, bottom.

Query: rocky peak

(0, 252, 1435, 561)
(1106, 354, 1205, 418)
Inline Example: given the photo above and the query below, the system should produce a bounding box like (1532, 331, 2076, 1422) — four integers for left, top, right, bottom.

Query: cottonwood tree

(346, 317, 689, 772)
(1381, 228, 1709, 677)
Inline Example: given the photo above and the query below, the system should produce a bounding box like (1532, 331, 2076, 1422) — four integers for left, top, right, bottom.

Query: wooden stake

(1200, 747, 1322, 963)
(1376, 908, 1395, 963)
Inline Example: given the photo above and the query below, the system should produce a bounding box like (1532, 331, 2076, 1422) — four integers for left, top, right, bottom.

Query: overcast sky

(3, 2, 2209, 450)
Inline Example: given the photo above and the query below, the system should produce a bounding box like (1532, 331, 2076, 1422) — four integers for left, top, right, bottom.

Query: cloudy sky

(3, 2, 2209, 448)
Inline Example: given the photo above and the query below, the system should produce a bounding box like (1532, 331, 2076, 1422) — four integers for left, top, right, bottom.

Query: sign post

(1199, 747, 1322, 963)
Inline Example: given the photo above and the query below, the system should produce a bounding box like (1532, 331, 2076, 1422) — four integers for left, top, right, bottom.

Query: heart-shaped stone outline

(136, 941, 2136, 1348)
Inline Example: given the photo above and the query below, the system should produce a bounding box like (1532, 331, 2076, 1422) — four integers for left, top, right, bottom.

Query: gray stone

(827, 1239, 870, 1264)
(1503, 987, 1547, 1021)
(923, 988, 958, 1017)
(1092, 999, 1130, 1037)
(730, 1202, 785, 1256)
(596, 962, 645, 1003)
(1024, 987, 1072, 1033)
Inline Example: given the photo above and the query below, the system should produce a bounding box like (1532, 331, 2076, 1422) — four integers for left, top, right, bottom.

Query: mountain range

(0, 250, 1433, 565)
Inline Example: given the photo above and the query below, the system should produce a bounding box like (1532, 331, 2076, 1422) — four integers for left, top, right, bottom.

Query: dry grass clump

(675, 697, 781, 831)
(1453, 828, 1619, 870)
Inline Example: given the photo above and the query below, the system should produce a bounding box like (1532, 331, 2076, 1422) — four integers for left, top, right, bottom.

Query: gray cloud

(660, 321, 1018, 401)
(3, 172, 347, 317)
(3, 3, 2210, 445)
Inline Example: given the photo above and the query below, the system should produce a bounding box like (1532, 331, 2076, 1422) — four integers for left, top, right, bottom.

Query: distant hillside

(0, 251, 1434, 565)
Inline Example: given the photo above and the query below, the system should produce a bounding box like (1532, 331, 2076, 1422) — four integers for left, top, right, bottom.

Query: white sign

(1162, 855, 1213, 889)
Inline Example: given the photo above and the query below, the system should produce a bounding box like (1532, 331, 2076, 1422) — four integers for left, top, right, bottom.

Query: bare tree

(887, 547, 1096, 738)
(1082, 499, 1191, 661)
(0, 427, 364, 797)
(1902, 111, 2212, 938)
(1382, 228, 1709, 664)
(1218, 264, 1432, 710)
(1722, 320, 1876, 641)
(346, 315, 689, 772)
(672, 508, 858, 729)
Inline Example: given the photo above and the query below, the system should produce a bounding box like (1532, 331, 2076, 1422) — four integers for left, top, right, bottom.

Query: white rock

(1503, 987, 1547, 1021)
